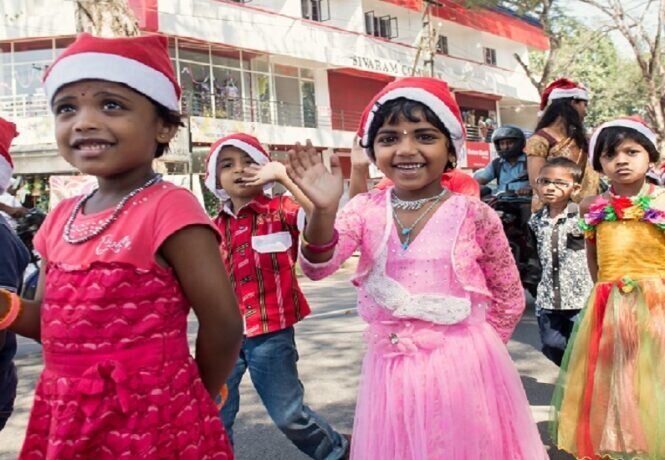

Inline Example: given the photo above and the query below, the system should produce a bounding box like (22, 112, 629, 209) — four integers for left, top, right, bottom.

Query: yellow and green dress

(551, 188, 665, 459)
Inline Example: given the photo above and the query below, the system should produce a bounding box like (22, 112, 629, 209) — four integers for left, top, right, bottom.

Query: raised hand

(286, 140, 344, 212)
(350, 135, 370, 170)
(242, 161, 286, 187)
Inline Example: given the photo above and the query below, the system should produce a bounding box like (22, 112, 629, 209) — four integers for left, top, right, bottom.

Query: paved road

(0, 262, 572, 459)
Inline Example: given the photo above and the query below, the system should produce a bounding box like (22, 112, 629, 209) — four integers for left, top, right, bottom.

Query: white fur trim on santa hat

(44, 52, 179, 111)
(361, 87, 465, 157)
(549, 87, 589, 102)
(0, 154, 13, 194)
(205, 139, 272, 201)
(589, 119, 658, 165)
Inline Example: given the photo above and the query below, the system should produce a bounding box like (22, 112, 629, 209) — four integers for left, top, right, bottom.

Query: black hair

(536, 98, 588, 152)
(591, 126, 659, 172)
(152, 101, 185, 158)
(361, 98, 457, 171)
(540, 156, 583, 183)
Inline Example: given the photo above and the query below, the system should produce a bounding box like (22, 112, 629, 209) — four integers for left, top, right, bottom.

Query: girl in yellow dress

(551, 116, 665, 459)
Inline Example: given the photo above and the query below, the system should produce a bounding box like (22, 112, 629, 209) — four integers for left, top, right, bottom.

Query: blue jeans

(0, 331, 17, 432)
(538, 309, 580, 367)
(220, 327, 348, 460)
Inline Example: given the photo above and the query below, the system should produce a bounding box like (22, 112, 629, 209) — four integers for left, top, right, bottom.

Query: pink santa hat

(0, 117, 18, 194)
(43, 33, 181, 111)
(357, 77, 466, 159)
(540, 78, 589, 112)
(588, 115, 658, 165)
(204, 133, 272, 200)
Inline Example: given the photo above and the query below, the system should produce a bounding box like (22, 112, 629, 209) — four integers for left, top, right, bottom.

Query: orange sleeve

(445, 170, 480, 198)
(374, 177, 393, 190)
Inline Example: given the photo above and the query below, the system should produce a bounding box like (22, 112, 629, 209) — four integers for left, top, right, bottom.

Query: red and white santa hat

(204, 133, 272, 200)
(43, 33, 181, 111)
(0, 117, 18, 194)
(357, 77, 466, 158)
(589, 115, 658, 165)
(540, 78, 589, 112)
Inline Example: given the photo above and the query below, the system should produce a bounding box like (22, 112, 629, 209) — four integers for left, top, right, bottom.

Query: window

(483, 47, 497, 66)
(436, 35, 448, 55)
(302, 0, 330, 22)
(364, 11, 398, 39)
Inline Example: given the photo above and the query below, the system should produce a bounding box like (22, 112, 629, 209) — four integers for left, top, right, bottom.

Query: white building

(1, 0, 548, 179)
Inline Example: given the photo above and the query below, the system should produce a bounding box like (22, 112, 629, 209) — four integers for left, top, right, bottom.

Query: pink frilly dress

(300, 189, 546, 460)
(21, 182, 233, 459)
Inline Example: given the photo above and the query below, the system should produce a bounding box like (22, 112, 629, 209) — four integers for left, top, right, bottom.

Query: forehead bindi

(54, 80, 133, 101)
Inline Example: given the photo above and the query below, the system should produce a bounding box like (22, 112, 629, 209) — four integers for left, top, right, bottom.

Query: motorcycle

(481, 188, 540, 297)
(15, 208, 46, 300)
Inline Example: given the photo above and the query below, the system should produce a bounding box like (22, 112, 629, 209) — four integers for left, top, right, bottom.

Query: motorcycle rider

(476, 126, 537, 294)
(474, 125, 531, 195)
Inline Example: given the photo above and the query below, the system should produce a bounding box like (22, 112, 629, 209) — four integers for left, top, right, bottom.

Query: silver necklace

(63, 174, 162, 244)
(391, 188, 448, 211)
(393, 190, 446, 250)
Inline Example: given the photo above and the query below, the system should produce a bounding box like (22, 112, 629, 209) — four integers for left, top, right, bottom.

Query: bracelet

(300, 229, 339, 254)
(0, 290, 21, 330)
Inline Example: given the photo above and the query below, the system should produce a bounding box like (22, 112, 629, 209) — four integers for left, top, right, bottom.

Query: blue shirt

(473, 154, 529, 192)
(0, 215, 29, 429)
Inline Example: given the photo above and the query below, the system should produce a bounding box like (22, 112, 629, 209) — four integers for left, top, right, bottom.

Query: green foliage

(199, 175, 221, 216)
(529, 19, 647, 125)
(465, 1, 648, 125)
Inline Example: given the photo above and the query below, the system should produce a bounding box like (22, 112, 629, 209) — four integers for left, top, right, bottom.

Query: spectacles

(536, 178, 574, 189)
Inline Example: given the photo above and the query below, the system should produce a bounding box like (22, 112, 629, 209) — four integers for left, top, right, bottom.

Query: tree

(527, 18, 646, 126)
(575, 0, 665, 152)
(75, 0, 139, 37)
(468, 0, 647, 126)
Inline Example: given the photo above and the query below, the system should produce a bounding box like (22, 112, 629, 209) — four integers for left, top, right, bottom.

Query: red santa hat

(204, 133, 272, 200)
(0, 117, 18, 194)
(540, 78, 589, 111)
(357, 77, 466, 158)
(589, 115, 658, 165)
(43, 33, 181, 111)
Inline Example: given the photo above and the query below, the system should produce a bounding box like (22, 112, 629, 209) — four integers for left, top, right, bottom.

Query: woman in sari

(526, 78, 600, 210)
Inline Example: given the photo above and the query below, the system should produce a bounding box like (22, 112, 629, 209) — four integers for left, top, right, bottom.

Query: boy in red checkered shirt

(205, 133, 349, 459)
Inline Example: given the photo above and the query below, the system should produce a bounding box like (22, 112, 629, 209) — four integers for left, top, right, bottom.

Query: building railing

(465, 124, 494, 143)
(1, 92, 363, 133)
(0, 94, 50, 118)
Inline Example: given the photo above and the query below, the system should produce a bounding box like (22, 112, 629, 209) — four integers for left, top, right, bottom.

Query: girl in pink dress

(0, 34, 243, 459)
(287, 78, 547, 459)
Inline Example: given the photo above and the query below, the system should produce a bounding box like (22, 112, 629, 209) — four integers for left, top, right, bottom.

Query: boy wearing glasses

(528, 157, 593, 366)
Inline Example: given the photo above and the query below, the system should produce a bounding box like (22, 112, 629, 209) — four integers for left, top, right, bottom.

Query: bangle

(0, 290, 21, 330)
(216, 384, 229, 410)
(300, 229, 339, 254)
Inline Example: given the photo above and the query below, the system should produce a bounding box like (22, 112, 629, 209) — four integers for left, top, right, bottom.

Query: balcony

(0, 94, 50, 119)
(181, 90, 362, 133)
(0, 92, 363, 149)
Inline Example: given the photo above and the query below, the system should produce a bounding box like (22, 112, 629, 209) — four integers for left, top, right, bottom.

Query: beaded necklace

(392, 189, 447, 250)
(63, 174, 162, 244)
(391, 188, 447, 211)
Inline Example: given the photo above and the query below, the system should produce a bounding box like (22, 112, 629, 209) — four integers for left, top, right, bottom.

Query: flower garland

(579, 194, 665, 240)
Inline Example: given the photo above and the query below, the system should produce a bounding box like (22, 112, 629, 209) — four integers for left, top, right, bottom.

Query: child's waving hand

(286, 139, 343, 212)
